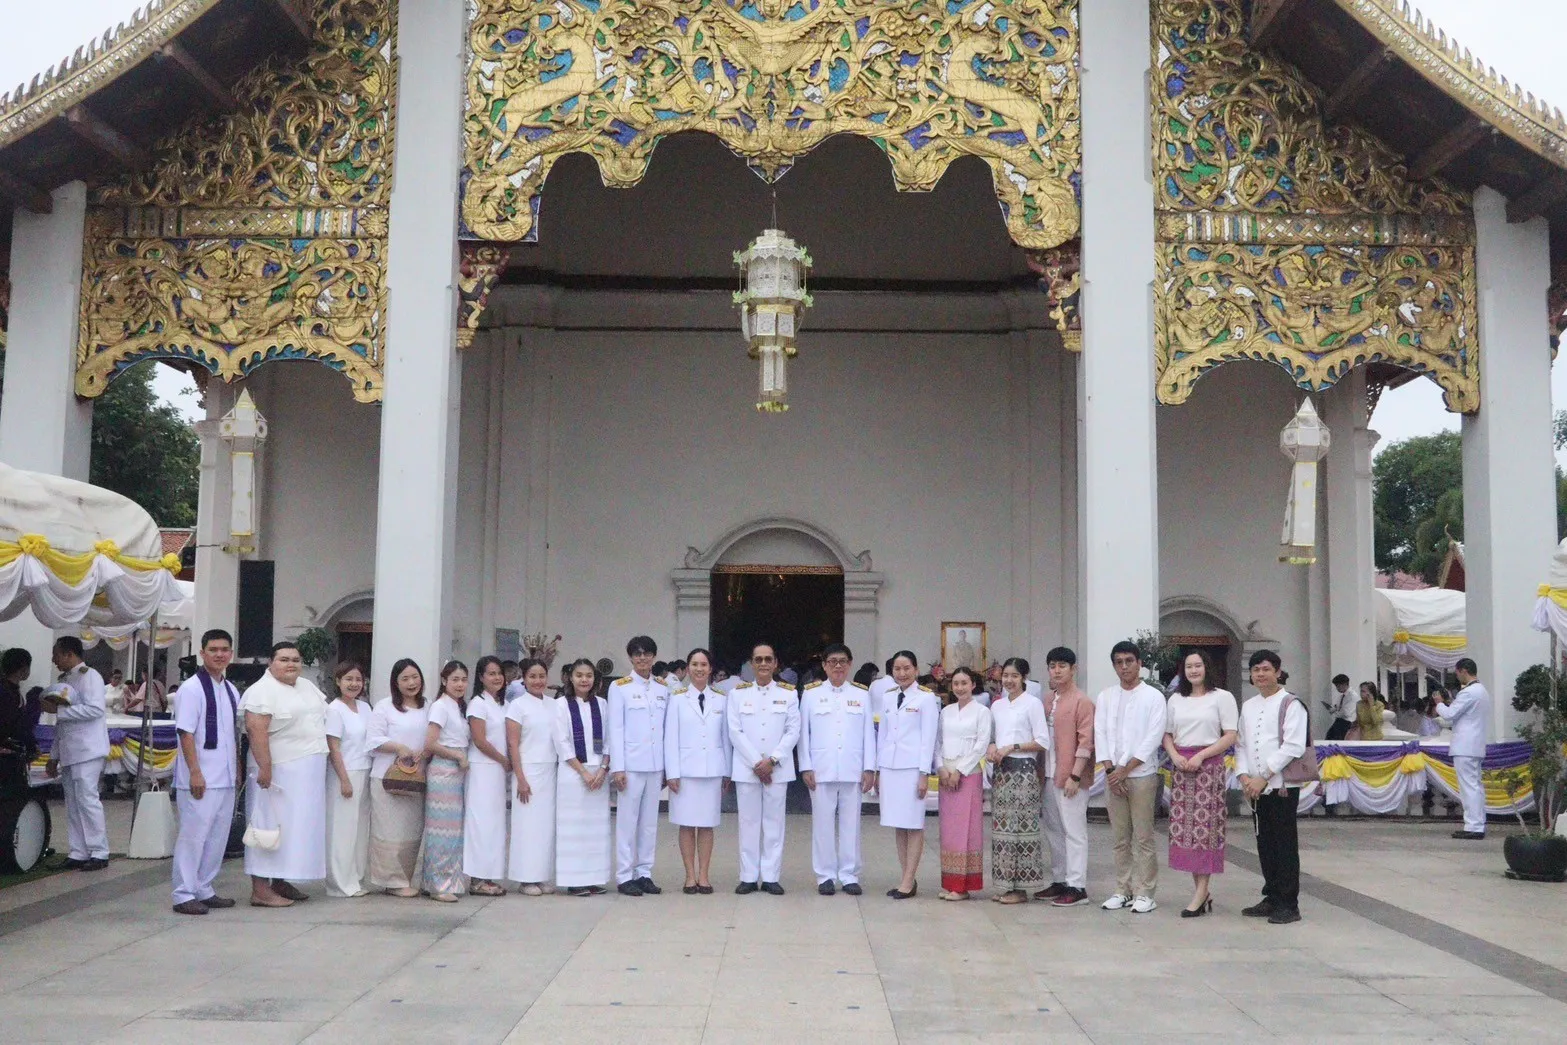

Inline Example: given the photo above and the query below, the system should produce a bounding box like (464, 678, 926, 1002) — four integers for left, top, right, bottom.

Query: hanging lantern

(734, 228, 812, 413)
(1278, 398, 1331, 565)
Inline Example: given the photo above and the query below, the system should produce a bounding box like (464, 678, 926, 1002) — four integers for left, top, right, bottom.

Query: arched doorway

(1160, 596, 1246, 693)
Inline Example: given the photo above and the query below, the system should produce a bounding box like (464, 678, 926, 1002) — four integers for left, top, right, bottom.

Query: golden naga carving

(78, 0, 394, 402)
(463, 0, 1081, 250)
(1152, 0, 1479, 412)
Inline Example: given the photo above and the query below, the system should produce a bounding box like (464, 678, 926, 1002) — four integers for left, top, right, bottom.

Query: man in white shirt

(1321, 674, 1354, 741)
(44, 637, 110, 870)
(1093, 640, 1166, 914)
(609, 635, 670, 896)
(1438, 658, 1492, 839)
(171, 629, 240, 914)
(728, 643, 800, 894)
(1235, 649, 1308, 924)
(797, 643, 875, 896)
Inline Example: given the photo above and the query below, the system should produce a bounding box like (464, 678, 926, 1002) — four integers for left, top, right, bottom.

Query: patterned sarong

(990, 756, 1044, 890)
(421, 756, 467, 895)
(1168, 744, 1228, 875)
(939, 771, 985, 892)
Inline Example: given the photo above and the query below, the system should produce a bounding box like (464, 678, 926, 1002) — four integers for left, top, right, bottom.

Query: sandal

(995, 890, 1028, 905)
(431, 893, 459, 903)
(472, 882, 505, 896)
(942, 891, 969, 902)
(249, 894, 293, 908)
(387, 887, 419, 898)
(519, 884, 543, 896)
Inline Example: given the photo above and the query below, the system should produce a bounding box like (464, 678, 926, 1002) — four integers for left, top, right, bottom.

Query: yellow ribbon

(0, 534, 180, 587)
(1391, 631, 1466, 652)
(1540, 584, 1567, 610)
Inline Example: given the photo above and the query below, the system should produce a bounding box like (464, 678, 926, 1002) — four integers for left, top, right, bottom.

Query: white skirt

(878, 768, 929, 830)
(463, 761, 509, 879)
(509, 760, 557, 883)
(554, 762, 610, 888)
(669, 776, 723, 828)
(245, 754, 328, 880)
(324, 767, 371, 897)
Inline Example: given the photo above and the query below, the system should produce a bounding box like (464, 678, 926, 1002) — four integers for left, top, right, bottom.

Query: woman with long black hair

(553, 658, 611, 896)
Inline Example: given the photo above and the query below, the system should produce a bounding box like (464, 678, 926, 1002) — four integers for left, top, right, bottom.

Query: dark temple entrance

(709, 566, 844, 682)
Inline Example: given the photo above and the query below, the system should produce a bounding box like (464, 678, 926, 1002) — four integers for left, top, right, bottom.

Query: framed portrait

(941, 622, 986, 674)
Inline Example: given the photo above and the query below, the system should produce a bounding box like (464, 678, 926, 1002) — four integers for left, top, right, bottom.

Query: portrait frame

(940, 622, 987, 675)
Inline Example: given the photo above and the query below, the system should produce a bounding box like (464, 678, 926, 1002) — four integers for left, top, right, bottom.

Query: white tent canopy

(1374, 587, 1467, 671)
(1530, 537, 1567, 648)
(81, 579, 195, 648)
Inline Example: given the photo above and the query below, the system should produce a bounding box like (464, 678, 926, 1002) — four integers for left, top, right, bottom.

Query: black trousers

(1324, 718, 1351, 742)
(1255, 789, 1300, 910)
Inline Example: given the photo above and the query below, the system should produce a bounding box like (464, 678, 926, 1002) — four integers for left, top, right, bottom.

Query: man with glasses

(609, 635, 670, 896)
(797, 643, 875, 896)
(727, 643, 800, 894)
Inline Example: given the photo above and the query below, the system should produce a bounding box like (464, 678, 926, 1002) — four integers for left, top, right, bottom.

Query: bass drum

(0, 794, 51, 874)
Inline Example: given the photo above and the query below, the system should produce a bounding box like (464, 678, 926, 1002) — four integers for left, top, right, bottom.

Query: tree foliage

(89, 364, 200, 527)
(1372, 431, 1462, 578)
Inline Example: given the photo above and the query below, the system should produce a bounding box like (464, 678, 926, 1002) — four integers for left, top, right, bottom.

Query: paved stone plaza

(3, 802, 1566, 1044)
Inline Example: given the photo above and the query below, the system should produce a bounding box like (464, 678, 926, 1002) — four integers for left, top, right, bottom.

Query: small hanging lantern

(1278, 398, 1331, 565)
(734, 228, 812, 413)
(218, 388, 268, 552)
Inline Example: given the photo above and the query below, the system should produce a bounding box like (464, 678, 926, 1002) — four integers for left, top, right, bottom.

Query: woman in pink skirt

(1162, 650, 1238, 917)
(936, 667, 991, 900)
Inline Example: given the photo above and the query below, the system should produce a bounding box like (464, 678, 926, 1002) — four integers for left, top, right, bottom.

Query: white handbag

(243, 780, 284, 851)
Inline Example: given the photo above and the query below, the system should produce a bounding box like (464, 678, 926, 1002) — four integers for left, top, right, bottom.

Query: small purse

(243, 781, 283, 851)
(1277, 696, 1320, 786)
(383, 758, 427, 796)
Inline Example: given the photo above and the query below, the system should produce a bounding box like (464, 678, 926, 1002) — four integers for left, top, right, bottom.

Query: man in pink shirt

(1035, 647, 1095, 907)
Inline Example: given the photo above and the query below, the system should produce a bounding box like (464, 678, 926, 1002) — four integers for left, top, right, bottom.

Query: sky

(4, 1, 1567, 440)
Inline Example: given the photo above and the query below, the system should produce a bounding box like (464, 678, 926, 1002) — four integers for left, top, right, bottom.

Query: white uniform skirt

(554, 762, 610, 888)
(324, 767, 371, 897)
(463, 761, 509, 879)
(669, 776, 723, 828)
(509, 760, 557, 883)
(245, 754, 328, 880)
(878, 767, 929, 830)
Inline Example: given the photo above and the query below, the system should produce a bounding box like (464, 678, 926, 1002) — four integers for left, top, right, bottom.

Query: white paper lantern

(734, 228, 812, 413)
(1278, 398, 1331, 564)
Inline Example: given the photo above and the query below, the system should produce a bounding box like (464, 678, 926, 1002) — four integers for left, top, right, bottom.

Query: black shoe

(1180, 898, 1214, 918)
(886, 886, 901, 897)
(1034, 882, 1068, 901)
(617, 881, 644, 897)
(61, 858, 86, 870)
(842, 882, 862, 896)
(79, 858, 109, 872)
(683, 885, 699, 895)
(818, 881, 836, 896)
(1451, 830, 1486, 840)
(889, 886, 916, 900)
(696, 884, 714, 895)
(762, 882, 785, 896)
(1241, 900, 1275, 918)
(1267, 908, 1302, 924)
(635, 877, 662, 895)
(735, 881, 759, 895)
(568, 887, 592, 897)
(201, 896, 236, 909)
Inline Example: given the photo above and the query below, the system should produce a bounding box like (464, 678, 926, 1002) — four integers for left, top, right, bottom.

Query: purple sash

(566, 696, 603, 763)
(197, 671, 236, 750)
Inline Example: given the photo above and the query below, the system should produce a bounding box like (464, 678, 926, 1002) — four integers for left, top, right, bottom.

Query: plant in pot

(1500, 664, 1567, 882)
(294, 627, 336, 687)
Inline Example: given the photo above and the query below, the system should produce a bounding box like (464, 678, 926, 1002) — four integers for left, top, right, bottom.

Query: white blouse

(427, 695, 471, 752)
(366, 697, 430, 780)
(990, 692, 1049, 753)
(1165, 689, 1239, 747)
(553, 696, 607, 767)
(505, 691, 558, 765)
(324, 698, 373, 772)
(466, 692, 508, 765)
(239, 672, 329, 765)
(939, 699, 992, 776)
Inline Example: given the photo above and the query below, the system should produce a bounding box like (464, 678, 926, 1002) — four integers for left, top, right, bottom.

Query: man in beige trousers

(1093, 641, 1167, 914)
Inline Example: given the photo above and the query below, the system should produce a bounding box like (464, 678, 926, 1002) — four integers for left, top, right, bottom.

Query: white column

(1464, 186, 1555, 737)
(370, 0, 466, 693)
(1324, 372, 1379, 698)
(192, 383, 238, 639)
(1078, 0, 1159, 689)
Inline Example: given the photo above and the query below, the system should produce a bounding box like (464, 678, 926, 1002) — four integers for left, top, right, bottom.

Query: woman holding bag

(367, 659, 430, 897)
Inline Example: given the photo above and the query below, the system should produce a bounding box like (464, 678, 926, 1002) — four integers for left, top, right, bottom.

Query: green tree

(88, 363, 200, 527)
(1372, 430, 1462, 577)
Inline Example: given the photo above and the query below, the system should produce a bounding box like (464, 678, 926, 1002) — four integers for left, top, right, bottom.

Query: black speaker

(237, 560, 276, 658)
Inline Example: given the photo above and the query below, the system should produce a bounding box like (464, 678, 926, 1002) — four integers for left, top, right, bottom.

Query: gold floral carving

(463, 0, 1080, 250)
(1027, 243, 1080, 351)
(457, 244, 512, 349)
(78, 0, 395, 402)
(1152, 0, 1479, 412)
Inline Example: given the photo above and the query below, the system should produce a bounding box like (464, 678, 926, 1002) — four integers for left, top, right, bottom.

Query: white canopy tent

(1530, 537, 1567, 649)
(79, 579, 195, 650)
(1374, 587, 1467, 672)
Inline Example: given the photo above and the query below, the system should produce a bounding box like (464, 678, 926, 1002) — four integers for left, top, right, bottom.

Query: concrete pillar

(1464, 186, 1555, 737)
(192, 383, 238, 639)
(1325, 371, 1379, 698)
(369, 0, 466, 695)
(1078, 0, 1159, 690)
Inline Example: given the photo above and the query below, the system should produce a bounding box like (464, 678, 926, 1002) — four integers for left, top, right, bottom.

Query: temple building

(0, 0, 1562, 735)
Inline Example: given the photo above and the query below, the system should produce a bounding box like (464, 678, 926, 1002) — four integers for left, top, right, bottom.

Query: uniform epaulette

(851, 681, 869, 691)
(613, 676, 632, 686)
(777, 681, 795, 690)
(804, 680, 822, 690)
(673, 685, 689, 695)
(734, 681, 754, 689)
(919, 684, 933, 693)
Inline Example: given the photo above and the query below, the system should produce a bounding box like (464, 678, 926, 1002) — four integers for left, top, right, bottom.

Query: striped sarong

(421, 756, 467, 895)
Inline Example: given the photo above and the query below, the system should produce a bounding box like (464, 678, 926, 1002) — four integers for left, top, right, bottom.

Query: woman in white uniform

(367, 659, 430, 897)
(324, 662, 373, 897)
(506, 658, 557, 894)
(872, 650, 940, 900)
(464, 656, 510, 896)
(553, 658, 611, 896)
(664, 648, 729, 894)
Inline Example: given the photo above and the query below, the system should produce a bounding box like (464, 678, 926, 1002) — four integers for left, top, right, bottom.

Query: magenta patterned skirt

(1168, 745, 1227, 875)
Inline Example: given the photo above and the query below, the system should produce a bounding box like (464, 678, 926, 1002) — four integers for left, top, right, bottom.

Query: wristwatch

(769, 756, 781, 767)
(1069, 774, 1081, 783)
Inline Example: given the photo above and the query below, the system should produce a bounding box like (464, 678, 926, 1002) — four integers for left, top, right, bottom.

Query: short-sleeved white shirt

(466, 693, 508, 765)
(427, 694, 471, 751)
(239, 672, 329, 764)
(505, 690, 558, 765)
(324, 698, 373, 772)
(1165, 689, 1239, 748)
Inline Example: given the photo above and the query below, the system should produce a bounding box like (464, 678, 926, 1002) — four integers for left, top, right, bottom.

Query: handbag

(242, 780, 283, 851)
(382, 758, 427, 796)
(1277, 696, 1320, 786)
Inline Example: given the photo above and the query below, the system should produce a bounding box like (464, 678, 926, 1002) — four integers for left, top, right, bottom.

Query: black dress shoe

(617, 881, 644, 896)
(1179, 898, 1213, 918)
(1451, 830, 1486, 840)
(1267, 908, 1302, 924)
(735, 881, 759, 895)
(696, 884, 714, 895)
(1241, 900, 1275, 918)
(889, 883, 917, 900)
(683, 885, 699, 895)
(818, 881, 836, 896)
(636, 877, 662, 895)
(842, 883, 862, 896)
(201, 896, 237, 909)
(886, 886, 901, 897)
(79, 858, 109, 872)
(172, 900, 209, 915)
(762, 882, 785, 896)
(61, 858, 86, 870)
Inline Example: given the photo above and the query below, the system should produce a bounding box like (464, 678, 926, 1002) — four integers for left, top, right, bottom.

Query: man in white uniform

(1438, 658, 1492, 839)
(45, 637, 110, 870)
(728, 643, 800, 894)
(171, 629, 240, 914)
(797, 642, 874, 896)
(1321, 674, 1355, 742)
(609, 635, 670, 896)
(1094, 640, 1167, 914)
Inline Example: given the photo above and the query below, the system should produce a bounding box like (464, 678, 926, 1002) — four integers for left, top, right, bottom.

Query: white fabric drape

(0, 552, 182, 627)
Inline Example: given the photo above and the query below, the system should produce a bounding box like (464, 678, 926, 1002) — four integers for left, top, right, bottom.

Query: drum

(0, 794, 50, 874)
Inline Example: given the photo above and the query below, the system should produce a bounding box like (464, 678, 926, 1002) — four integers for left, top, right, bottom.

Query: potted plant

(294, 626, 335, 686)
(1500, 664, 1567, 882)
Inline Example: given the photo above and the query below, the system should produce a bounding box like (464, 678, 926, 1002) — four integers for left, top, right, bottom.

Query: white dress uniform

(873, 682, 940, 829)
(507, 690, 558, 883)
(727, 679, 801, 884)
(464, 693, 510, 879)
(1437, 681, 1492, 834)
(796, 679, 873, 886)
(53, 663, 110, 862)
(608, 672, 669, 885)
(664, 683, 730, 827)
(172, 670, 238, 904)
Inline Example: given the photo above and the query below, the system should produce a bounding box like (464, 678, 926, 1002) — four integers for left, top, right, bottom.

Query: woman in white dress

(664, 648, 729, 894)
(873, 650, 940, 900)
(505, 658, 557, 894)
(324, 662, 373, 897)
(367, 659, 430, 897)
(241, 641, 329, 907)
(553, 658, 611, 896)
(464, 656, 510, 896)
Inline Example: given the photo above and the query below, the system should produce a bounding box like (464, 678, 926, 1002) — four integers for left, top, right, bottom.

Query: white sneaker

(1131, 895, 1158, 914)
(1101, 893, 1130, 910)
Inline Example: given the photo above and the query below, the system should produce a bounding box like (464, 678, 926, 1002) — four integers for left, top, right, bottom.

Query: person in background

(367, 659, 431, 897)
(464, 656, 511, 897)
(1352, 681, 1387, 742)
(324, 661, 373, 898)
(502, 660, 522, 688)
(126, 673, 168, 716)
(936, 666, 990, 900)
(422, 661, 472, 902)
(45, 637, 110, 871)
(170, 630, 239, 915)
(1036, 647, 1094, 908)
(1438, 659, 1492, 840)
(1094, 640, 1166, 914)
(1420, 692, 1446, 737)
(1161, 650, 1238, 917)
(665, 648, 730, 894)
(1395, 696, 1425, 735)
(852, 663, 879, 689)
(1236, 649, 1307, 925)
(988, 657, 1049, 905)
(554, 658, 612, 896)
(0, 649, 34, 796)
(796, 643, 872, 897)
(104, 669, 129, 715)
(1321, 674, 1354, 741)
(506, 658, 558, 895)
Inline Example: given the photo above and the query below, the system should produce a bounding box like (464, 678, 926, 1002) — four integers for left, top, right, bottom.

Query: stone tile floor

(2, 798, 1565, 1043)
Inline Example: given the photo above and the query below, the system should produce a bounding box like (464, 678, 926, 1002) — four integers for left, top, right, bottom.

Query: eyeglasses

(823, 657, 850, 667)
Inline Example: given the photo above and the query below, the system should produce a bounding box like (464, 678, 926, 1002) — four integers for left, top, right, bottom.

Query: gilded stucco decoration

(1153, 0, 1479, 413)
(462, 0, 1081, 250)
(1027, 243, 1079, 351)
(77, 0, 395, 402)
(457, 243, 512, 349)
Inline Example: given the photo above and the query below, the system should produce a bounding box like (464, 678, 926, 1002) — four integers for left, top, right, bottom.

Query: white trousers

(615, 770, 661, 883)
(325, 770, 371, 897)
(1455, 755, 1486, 834)
(62, 758, 108, 860)
(173, 786, 235, 903)
(809, 781, 861, 885)
(1040, 780, 1089, 888)
(736, 779, 788, 883)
